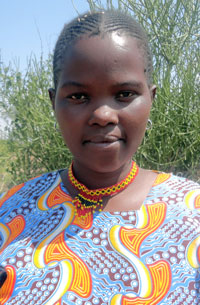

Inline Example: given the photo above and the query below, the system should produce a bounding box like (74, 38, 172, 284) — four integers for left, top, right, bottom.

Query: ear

(48, 88, 56, 110)
(150, 85, 157, 101)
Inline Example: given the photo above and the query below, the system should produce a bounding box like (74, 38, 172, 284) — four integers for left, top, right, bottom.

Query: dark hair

(53, 10, 153, 89)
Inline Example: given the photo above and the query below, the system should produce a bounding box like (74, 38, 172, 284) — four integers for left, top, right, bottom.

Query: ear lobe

(150, 85, 157, 101)
(48, 88, 56, 110)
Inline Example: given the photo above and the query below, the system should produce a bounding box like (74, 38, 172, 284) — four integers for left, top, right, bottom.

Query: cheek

(122, 99, 151, 151)
(55, 104, 77, 128)
(55, 109, 76, 143)
(55, 106, 87, 155)
(124, 98, 151, 126)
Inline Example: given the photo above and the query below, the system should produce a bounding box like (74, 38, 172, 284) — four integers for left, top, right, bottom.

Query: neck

(71, 160, 134, 190)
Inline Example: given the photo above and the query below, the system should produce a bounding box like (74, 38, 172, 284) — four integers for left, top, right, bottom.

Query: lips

(83, 135, 124, 145)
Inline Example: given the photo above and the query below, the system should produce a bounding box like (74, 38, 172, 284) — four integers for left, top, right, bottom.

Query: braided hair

(53, 10, 153, 89)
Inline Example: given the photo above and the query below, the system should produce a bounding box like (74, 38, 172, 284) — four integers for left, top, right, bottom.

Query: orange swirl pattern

(72, 213, 93, 229)
(0, 183, 24, 207)
(120, 203, 166, 256)
(46, 184, 72, 208)
(195, 195, 200, 209)
(184, 189, 200, 211)
(33, 176, 92, 303)
(0, 265, 16, 305)
(37, 176, 70, 210)
(45, 232, 91, 297)
(120, 261, 171, 305)
(110, 202, 171, 303)
(152, 173, 171, 186)
(0, 171, 199, 304)
(53, 301, 61, 305)
(0, 215, 25, 254)
(187, 235, 200, 268)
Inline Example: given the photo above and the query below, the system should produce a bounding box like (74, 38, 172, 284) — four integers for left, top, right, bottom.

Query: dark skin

(49, 33, 157, 212)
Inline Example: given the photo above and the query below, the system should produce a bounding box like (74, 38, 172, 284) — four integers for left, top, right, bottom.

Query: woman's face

(51, 34, 156, 173)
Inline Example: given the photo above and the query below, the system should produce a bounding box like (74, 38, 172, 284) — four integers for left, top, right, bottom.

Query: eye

(118, 92, 133, 98)
(67, 93, 89, 103)
(116, 91, 138, 101)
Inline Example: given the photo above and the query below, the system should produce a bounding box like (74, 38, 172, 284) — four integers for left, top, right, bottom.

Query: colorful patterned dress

(0, 171, 200, 305)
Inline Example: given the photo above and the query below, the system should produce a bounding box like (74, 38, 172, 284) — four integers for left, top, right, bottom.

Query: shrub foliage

(0, 0, 199, 185)
(0, 56, 72, 185)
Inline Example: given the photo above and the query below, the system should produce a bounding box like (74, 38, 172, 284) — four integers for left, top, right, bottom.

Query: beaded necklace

(68, 161, 139, 218)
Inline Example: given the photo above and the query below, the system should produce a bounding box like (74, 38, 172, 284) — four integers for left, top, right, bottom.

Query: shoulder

(153, 172, 199, 190)
(0, 170, 61, 209)
(151, 172, 200, 212)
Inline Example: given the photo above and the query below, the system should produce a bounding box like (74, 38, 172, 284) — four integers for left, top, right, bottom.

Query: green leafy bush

(0, 56, 72, 185)
(0, 0, 199, 186)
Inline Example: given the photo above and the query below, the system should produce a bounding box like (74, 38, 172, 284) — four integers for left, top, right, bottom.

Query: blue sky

(0, 0, 120, 131)
(0, 0, 91, 71)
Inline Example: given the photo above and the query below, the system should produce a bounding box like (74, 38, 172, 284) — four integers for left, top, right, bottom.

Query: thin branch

(71, 0, 80, 15)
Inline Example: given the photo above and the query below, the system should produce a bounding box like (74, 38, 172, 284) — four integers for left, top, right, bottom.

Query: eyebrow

(60, 81, 87, 89)
(60, 80, 144, 90)
(113, 81, 143, 89)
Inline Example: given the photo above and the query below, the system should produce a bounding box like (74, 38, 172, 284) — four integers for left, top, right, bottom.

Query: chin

(82, 154, 132, 174)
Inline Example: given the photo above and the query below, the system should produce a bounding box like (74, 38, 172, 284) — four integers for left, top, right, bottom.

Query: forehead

(58, 34, 147, 85)
(66, 33, 144, 64)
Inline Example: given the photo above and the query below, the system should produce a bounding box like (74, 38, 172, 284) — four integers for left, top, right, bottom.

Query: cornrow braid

(53, 10, 153, 89)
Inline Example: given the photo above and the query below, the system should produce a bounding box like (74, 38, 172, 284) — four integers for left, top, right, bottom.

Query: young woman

(0, 10, 199, 305)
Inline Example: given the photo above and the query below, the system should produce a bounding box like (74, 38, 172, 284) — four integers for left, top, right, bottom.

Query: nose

(88, 103, 119, 127)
